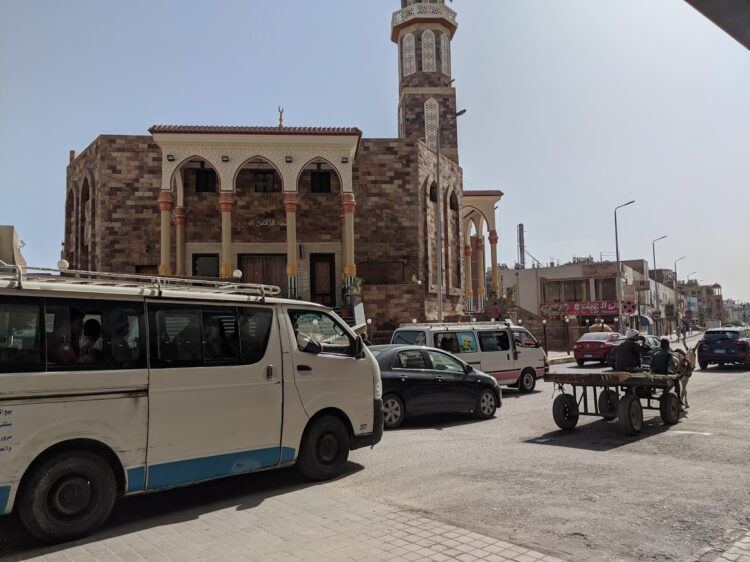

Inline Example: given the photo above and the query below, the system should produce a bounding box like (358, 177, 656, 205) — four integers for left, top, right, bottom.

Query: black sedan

(605, 335, 661, 369)
(370, 345, 502, 429)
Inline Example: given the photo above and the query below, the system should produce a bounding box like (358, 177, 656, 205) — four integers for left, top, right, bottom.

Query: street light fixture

(436, 109, 467, 322)
(615, 200, 636, 332)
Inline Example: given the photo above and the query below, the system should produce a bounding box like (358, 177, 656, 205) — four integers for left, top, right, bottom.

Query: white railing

(392, 3, 457, 28)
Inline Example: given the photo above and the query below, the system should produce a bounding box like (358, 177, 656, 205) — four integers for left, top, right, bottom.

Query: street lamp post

(542, 319, 547, 350)
(565, 317, 570, 355)
(652, 235, 667, 335)
(674, 256, 686, 340)
(615, 200, 636, 333)
(435, 108, 467, 322)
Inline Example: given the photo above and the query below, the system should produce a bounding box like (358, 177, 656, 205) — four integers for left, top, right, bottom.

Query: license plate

(585, 354, 593, 358)
(715, 349, 725, 354)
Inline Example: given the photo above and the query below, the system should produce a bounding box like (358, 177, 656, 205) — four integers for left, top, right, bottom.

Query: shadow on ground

(0, 462, 364, 559)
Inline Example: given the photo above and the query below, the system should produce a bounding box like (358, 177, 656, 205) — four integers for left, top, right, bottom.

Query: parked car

(370, 345, 502, 429)
(697, 327, 750, 370)
(573, 332, 621, 366)
(390, 322, 547, 393)
(605, 335, 662, 369)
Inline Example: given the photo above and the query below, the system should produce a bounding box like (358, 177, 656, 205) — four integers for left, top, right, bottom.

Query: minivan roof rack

(401, 320, 514, 329)
(0, 263, 282, 300)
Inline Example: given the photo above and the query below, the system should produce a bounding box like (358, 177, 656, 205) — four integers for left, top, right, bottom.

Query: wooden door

(239, 255, 287, 297)
(310, 254, 336, 306)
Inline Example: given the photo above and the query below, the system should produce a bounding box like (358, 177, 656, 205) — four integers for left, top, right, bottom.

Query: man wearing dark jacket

(650, 339, 673, 375)
(615, 330, 644, 372)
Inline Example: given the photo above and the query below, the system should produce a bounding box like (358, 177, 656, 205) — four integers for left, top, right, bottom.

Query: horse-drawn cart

(543, 371, 682, 435)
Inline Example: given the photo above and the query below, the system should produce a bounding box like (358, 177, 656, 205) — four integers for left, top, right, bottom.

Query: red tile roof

(148, 125, 362, 136)
(464, 189, 504, 197)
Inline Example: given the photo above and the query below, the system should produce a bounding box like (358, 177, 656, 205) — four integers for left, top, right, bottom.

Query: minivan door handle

(266, 365, 274, 380)
(297, 365, 313, 372)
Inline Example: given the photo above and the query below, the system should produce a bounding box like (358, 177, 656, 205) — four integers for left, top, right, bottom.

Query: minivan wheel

(297, 416, 350, 481)
(18, 451, 117, 544)
(576, 359, 585, 367)
(382, 394, 405, 430)
(518, 369, 537, 394)
(475, 389, 497, 419)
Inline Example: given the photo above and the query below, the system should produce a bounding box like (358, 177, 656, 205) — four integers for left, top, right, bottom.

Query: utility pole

(652, 235, 667, 335)
(614, 200, 635, 333)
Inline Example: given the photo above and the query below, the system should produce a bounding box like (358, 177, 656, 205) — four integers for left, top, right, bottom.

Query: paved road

(1, 355, 748, 561)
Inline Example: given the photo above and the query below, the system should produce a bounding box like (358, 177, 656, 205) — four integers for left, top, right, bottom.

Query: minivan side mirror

(353, 335, 365, 359)
(535, 341, 542, 348)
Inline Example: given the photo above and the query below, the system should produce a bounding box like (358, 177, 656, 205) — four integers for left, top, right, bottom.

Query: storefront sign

(583, 263, 617, 277)
(541, 300, 619, 318)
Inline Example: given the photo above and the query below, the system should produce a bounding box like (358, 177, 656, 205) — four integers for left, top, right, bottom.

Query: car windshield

(705, 331, 740, 342)
(578, 333, 611, 341)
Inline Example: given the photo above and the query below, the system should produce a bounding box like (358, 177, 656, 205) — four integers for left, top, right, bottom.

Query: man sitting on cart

(615, 329, 645, 372)
(650, 339, 673, 375)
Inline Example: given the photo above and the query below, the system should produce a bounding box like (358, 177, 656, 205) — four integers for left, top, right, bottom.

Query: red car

(573, 332, 620, 366)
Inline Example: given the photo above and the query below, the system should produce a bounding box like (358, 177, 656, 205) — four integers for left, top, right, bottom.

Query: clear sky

(1, 0, 748, 299)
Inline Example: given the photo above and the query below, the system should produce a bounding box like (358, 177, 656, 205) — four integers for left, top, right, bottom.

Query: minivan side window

(203, 309, 240, 365)
(46, 299, 145, 371)
(0, 297, 43, 373)
(149, 305, 203, 368)
(289, 310, 354, 356)
(435, 332, 478, 354)
(513, 329, 537, 348)
(239, 307, 273, 364)
(479, 331, 511, 352)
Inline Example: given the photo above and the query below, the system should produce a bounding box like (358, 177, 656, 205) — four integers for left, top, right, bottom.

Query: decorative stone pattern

(441, 32, 451, 76)
(424, 98, 440, 151)
(402, 33, 416, 77)
(400, 92, 459, 162)
(421, 30, 436, 72)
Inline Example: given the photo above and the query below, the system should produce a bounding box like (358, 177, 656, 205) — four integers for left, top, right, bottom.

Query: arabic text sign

(541, 301, 619, 317)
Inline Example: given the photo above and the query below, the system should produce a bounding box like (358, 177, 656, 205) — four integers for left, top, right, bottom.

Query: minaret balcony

(391, 3, 457, 42)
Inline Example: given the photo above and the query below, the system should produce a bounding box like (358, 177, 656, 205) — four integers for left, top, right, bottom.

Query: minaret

(392, 0, 460, 163)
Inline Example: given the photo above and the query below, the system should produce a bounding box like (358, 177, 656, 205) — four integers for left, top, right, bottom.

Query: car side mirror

(354, 335, 365, 358)
(535, 341, 542, 348)
(297, 333, 322, 355)
(464, 364, 474, 375)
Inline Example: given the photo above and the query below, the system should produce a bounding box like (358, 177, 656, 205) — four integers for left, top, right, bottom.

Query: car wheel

(597, 389, 619, 421)
(552, 394, 579, 430)
(518, 369, 537, 394)
(297, 416, 350, 481)
(18, 451, 117, 544)
(475, 388, 497, 419)
(699, 361, 708, 370)
(659, 393, 680, 425)
(617, 394, 644, 435)
(382, 394, 405, 430)
(576, 359, 585, 367)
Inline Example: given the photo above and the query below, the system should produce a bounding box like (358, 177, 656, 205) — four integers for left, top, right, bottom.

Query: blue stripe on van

(0, 485, 10, 515)
(146, 447, 295, 491)
(126, 467, 146, 493)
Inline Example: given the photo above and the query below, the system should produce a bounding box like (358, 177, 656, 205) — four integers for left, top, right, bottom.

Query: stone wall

(297, 169, 342, 244)
(400, 91, 459, 162)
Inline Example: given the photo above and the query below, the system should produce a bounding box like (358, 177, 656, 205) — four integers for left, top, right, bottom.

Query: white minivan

(0, 267, 383, 543)
(391, 322, 548, 393)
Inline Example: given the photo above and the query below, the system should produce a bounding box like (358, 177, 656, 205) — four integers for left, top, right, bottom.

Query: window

(252, 171, 276, 193)
(395, 350, 428, 370)
(392, 330, 426, 346)
(426, 350, 464, 374)
(434, 331, 478, 354)
(195, 168, 217, 193)
(149, 306, 203, 368)
(311, 171, 331, 194)
(478, 330, 511, 352)
(239, 308, 273, 364)
(203, 309, 240, 365)
(289, 310, 354, 356)
(0, 298, 43, 373)
(193, 254, 220, 278)
(359, 262, 405, 285)
(596, 278, 616, 301)
(513, 329, 537, 348)
(46, 299, 145, 371)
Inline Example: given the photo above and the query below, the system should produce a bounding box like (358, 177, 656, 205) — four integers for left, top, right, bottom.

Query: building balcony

(391, 3, 457, 41)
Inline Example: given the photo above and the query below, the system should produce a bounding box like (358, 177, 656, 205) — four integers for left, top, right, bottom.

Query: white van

(0, 267, 382, 543)
(391, 322, 548, 393)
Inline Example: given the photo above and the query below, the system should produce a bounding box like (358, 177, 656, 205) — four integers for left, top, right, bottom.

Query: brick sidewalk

(9, 484, 561, 562)
(715, 531, 750, 562)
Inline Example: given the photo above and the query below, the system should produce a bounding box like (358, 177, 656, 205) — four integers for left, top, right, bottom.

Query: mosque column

(219, 192, 235, 279)
(284, 193, 299, 298)
(174, 207, 186, 277)
(464, 244, 474, 313)
(341, 193, 357, 288)
(158, 191, 174, 276)
(489, 230, 500, 297)
(475, 237, 486, 311)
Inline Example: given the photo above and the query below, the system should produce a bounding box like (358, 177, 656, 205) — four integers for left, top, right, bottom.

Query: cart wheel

(553, 394, 579, 431)
(617, 394, 643, 435)
(659, 393, 680, 425)
(597, 389, 619, 421)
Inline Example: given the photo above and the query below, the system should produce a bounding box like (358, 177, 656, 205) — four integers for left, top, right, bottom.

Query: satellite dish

(232, 270, 243, 279)
(57, 260, 70, 270)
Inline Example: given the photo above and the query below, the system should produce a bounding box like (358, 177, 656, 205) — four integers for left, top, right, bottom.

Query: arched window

(402, 33, 416, 77)
(429, 183, 437, 203)
(441, 33, 451, 76)
(422, 30, 436, 73)
(424, 98, 439, 151)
